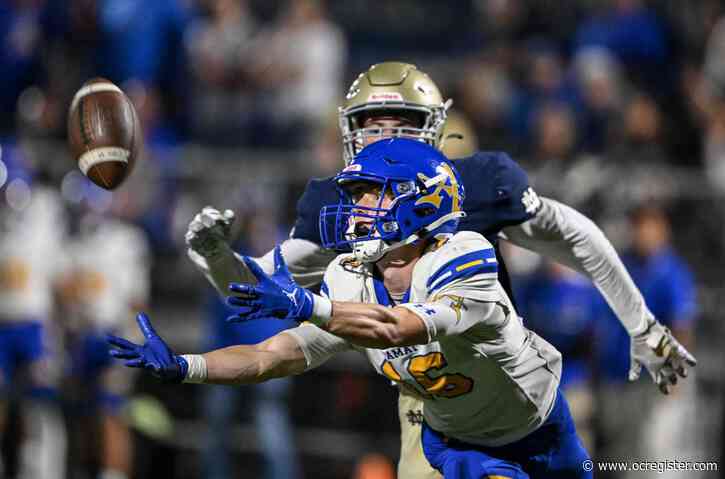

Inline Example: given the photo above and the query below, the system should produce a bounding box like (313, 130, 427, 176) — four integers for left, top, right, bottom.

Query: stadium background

(0, 0, 724, 477)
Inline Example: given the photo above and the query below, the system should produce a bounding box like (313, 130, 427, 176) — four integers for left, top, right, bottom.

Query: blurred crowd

(1, 0, 725, 478)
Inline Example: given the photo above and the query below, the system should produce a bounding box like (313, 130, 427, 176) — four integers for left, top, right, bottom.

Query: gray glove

(185, 206, 235, 259)
(629, 319, 697, 394)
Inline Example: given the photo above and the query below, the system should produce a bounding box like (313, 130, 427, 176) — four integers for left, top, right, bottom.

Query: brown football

(67, 78, 141, 190)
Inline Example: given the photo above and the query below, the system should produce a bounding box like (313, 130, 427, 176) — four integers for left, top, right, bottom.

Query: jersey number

(0, 259, 30, 291)
(382, 352, 473, 399)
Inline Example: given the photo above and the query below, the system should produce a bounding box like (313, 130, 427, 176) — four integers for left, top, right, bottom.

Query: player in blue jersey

(183, 63, 696, 478)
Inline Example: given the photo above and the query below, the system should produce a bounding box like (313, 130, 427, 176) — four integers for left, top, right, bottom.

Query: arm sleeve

(189, 236, 337, 295)
(282, 324, 352, 370)
(400, 294, 507, 341)
(501, 197, 654, 336)
(401, 232, 509, 340)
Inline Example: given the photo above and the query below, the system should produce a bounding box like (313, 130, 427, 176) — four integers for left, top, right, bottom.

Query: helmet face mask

(339, 62, 451, 165)
(320, 138, 465, 263)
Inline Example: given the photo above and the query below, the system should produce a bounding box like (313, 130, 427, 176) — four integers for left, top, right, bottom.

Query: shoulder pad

(455, 151, 537, 235)
(419, 232, 497, 296)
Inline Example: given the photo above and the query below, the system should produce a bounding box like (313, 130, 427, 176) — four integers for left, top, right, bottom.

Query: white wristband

(309, 294, 332, 327)
(181, 354, 208, 384)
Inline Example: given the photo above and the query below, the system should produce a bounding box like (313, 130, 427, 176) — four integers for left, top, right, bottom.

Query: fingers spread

(107, 335, 139, 351)
(242, 256, 268, 281)
(110, 349, 140, 360)
(125, 358, 146, 368)
(136, 312, 159, 339)
(227, 295, 258, 308)
(229, 283, 257, 297)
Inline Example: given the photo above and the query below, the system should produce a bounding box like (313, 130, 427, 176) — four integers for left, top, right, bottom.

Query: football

(67, 78, 141, 190)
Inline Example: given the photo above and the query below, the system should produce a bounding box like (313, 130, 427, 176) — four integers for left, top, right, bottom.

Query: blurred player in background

(593, 203, 698, 478)
(0, 142, 67, 479)
(60, 182, 150, 479)
(184, 62, 696, 478)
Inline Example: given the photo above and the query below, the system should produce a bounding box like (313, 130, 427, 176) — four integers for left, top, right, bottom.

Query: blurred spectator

(93, 0, 190, 132)
(185, 0, 260, 145)
(524, 102, 582, 203)
(602, 92, 672, 194)
(95, 0, 189, 85)
(508, 41, 572, 151)
(123, 82, 184, 256)
(312, 109, 344, 175)
(251, 0, 346, 147)
(700, 15, 725, 193)
(572, 47, 626, 154)
(593, 204, 698, 476)
(515, 261, 598, 452)
(0, 140, 67, 478)
(574, 0, 670, 94)
(0, 0, 46, 134)
(60, 183, 150, 479)
(200, 209, 300, 479)
(456, 58, 515, 152)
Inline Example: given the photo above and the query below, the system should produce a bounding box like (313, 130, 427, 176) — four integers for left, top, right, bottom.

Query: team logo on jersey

(521, 187, 542, 215)
(415, 163, 461, 212)
(441, 294, 467, 323)
(406, 409, 424, 426)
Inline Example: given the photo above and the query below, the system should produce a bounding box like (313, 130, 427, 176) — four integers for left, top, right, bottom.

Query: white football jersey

(286, 231, 562, 447)
(67, 217, 149, 330)
(0, 187, 68, 322)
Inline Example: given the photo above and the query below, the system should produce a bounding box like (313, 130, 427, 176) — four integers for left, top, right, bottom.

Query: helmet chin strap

(351, 210, 466, 263)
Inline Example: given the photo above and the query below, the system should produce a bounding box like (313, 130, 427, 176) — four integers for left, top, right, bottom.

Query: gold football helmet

(339, 62, 452, 165)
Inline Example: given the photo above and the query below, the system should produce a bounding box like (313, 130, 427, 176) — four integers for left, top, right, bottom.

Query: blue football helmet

(319, 138, 465, 263)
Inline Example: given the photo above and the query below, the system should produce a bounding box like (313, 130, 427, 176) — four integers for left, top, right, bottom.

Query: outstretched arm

(185, 207, 334, 293)
(107, 313, 307, 385)
(501, 197, 696, 393)
(502, 197, 652, 335)
(202, 333, 307, 385)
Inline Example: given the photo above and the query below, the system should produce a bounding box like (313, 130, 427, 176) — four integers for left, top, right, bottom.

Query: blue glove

(227, 246, 314, 322)
(107, 313, 188, 383)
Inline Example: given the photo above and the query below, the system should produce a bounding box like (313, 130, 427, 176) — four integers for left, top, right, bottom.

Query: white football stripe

(78, 147, 129, 175)
(70, 82, 123, 112)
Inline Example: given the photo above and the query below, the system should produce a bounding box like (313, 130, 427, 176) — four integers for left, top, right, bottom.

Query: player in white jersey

(109, 138, 647, 477)
(63, 204, 150, 479)
(0, 175, 68, 479)
(185, 62, 698, 479)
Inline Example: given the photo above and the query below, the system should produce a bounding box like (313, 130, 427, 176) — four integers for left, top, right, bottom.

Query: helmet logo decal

(368, 92, 404, 102)
(346, 75, 363, 100)
(415, 163, 461, 211)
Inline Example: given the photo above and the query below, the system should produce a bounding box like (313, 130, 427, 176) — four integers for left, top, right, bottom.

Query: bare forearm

(201, 335, 306, 385)
(322, 302, 427, 348)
